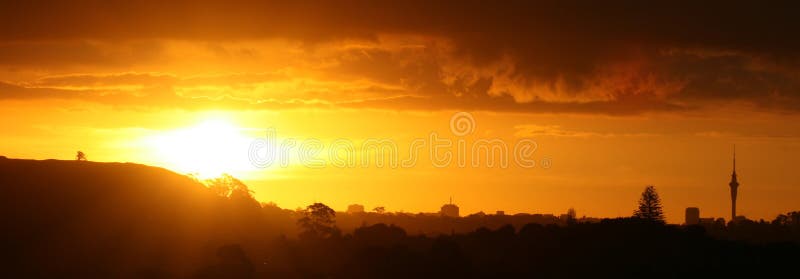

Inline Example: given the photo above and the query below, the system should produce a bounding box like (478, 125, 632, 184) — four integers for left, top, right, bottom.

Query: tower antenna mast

(729, 144, 740, 221)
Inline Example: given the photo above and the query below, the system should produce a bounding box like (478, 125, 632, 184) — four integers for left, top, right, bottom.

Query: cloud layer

(2, 0, 800, 114)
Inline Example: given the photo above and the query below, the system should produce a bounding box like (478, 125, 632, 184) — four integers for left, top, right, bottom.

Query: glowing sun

(145, 118, 254, 179)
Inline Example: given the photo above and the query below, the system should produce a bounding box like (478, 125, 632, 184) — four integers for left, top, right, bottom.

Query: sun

(144, 118, 254, 179)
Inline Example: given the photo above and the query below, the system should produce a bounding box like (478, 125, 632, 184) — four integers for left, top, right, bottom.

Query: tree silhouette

(75, 151, 87, 161)
(204, 173, 261, 211)
(205, 173, 253, 199)
(773, 211, 800, 226)
(297, 202, 339, 239)
(373, 206, 385, 214)
(566, 207, 577, 224)
(633, 185, 665, 222)
(193, 245, 254, 279)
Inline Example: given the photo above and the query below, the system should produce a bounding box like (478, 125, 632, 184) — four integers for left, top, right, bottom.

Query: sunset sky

(2, 1, 800, 223)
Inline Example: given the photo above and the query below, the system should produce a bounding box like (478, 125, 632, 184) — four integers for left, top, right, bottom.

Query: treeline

(204, 184, 800, 278)
(196, 180, 800, 278)
(242, 220, 799, 278)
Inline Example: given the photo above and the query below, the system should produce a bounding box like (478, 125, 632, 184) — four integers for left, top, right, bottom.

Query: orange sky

(2, 1, 800, 223)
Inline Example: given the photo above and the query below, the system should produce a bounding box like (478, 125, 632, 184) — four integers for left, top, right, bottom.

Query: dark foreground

(2, 158, 798, 278)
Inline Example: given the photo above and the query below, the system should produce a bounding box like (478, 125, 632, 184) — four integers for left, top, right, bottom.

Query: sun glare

(145, 118, 254, 179)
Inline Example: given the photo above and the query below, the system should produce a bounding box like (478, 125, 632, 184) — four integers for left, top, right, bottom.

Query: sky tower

(729, 145, 739, 221)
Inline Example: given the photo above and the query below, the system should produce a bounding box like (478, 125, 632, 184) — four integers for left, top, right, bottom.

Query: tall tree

(297, 203, 339, 239)
(633, 185, 665, 222)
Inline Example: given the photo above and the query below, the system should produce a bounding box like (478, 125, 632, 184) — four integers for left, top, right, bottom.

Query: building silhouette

(729, 146, 739, 222)
(346, 204, 365, 214)
(685, 207, 700, 225)
(440, 197, 459, 218)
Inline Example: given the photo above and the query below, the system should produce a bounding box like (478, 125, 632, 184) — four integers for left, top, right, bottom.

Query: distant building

(347, 204, 365, 214)
(685, 207, 700, 225)
(440, 198, 459, 217)
(496, 210, 505, 216)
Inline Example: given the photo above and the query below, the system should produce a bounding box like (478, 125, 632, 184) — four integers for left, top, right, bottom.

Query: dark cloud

(0, 41, 165, 68)
(2, 0, 800, 113)
(339, 90, 688, 116)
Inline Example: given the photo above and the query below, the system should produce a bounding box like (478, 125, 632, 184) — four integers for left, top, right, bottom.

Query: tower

(728, 146, 739, 221)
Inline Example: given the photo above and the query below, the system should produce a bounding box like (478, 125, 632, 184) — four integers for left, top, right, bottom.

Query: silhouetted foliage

(772, 211, 800, 227)
(353, 223, 406, 247)
(194, 245, 254, 279)
(205, 173, 253, 199)
(297, 202, 339, 239)
(373, 206, 385, 214)
(634, 185, 665, 222)
(75, 151, 87, 161)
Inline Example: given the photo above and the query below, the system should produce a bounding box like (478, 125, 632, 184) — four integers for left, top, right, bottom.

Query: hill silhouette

(0, 157, 267, 278)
